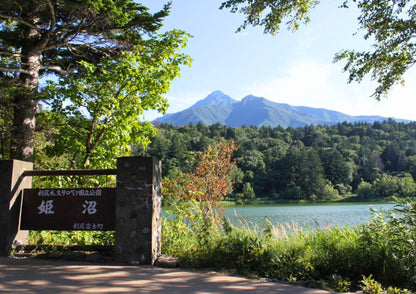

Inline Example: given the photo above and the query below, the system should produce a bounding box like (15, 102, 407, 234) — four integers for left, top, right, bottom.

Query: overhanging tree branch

(46, 0, 56, 34)
(221, 0, 416, 99)
(40, 65, 73, 75)
(0, 66, 30, 74)
(0, 13, 42, 33)
(0, 51, 22, 57)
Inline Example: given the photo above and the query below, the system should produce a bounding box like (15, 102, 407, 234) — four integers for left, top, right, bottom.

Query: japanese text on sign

(82, 200, 97, 214)
(37, 189, 102, 197)
(73, 223, 104, 230)
(37, 200, 98, 215)
(37, 200, 55, 215)
(21, 188, 115, 231)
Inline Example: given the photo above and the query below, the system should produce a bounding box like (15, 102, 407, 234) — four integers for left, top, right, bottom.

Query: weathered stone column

(0, 160, 32, 256)
(115, 157, 162, 264)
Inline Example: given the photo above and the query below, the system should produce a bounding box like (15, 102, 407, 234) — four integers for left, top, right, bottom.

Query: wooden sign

(20, 188, 116, 231)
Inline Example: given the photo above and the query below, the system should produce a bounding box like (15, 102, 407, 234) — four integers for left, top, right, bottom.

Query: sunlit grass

(162, 199, 416, 292)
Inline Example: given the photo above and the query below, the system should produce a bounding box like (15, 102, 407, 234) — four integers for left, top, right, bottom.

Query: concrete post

(0, 160, 32, 256)
(115, 157, 162, 264)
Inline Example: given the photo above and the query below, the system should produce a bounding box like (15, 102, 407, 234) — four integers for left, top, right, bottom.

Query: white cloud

(247, 60, 347, 105)
(246, 60, 416, 121)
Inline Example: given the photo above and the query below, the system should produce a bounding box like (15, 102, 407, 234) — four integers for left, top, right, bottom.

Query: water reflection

(223, 203, 395, 231)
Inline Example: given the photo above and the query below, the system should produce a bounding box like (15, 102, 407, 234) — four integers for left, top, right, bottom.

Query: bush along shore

(162, 197, 416, 293)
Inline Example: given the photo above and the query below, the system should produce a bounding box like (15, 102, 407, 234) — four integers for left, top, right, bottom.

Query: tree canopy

(43, 30, 190, 169)
(0, 0, 172, 161)
(220, 0, 416, 100)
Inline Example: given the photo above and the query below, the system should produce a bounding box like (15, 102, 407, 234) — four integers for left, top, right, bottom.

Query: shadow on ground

(0, 257, 337, 294)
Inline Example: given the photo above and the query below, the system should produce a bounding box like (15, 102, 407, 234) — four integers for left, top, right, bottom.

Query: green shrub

(361, 275, 384, 294)
(305, 226, 360, 280)
(28, 230, 114, 245)
(360, 275, 411, 294)
(161, 199, 222, 265)
(328, 274, 351, 293)
(356, 198, 416, 289)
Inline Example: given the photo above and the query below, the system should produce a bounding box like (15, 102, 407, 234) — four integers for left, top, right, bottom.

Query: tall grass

(162, 198, 416, 292)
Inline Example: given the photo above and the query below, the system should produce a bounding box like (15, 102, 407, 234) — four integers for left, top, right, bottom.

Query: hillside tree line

(140, 120, 416, 202)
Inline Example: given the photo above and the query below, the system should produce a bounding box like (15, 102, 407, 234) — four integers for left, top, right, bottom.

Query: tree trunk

(10, 53, 40, 162)
(10, 92, 37, 162)
(9, 17, 43, 162)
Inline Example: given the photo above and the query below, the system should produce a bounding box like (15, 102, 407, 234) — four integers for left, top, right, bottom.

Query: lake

(222, 203, 396, 231)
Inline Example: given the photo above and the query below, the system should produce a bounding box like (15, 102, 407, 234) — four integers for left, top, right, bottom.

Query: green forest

(141, 119, 416, 203)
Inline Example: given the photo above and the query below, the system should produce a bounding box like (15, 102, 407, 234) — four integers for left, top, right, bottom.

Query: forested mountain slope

(142, 120, 416, 202)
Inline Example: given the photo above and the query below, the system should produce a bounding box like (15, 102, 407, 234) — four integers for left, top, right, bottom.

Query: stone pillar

(115, 157, 162, 264)
(0, 160, 32, 256)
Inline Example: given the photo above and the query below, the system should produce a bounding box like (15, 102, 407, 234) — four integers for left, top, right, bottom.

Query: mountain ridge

(154, 91, 405, 128)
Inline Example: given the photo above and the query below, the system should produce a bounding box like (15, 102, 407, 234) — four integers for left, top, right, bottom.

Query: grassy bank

(162, 198, 416, 293)
(26, 197, 415, 293)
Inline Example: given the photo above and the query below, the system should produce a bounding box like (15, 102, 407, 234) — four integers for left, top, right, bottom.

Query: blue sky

(142, 0, 416, 122)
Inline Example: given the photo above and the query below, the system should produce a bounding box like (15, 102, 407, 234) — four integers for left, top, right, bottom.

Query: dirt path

(0, 257, 339, 293)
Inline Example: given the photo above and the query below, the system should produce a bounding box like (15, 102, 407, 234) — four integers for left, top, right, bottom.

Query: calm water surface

(223, 203, 395, 230)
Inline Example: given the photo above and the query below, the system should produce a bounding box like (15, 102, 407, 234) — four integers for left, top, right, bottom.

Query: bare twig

(40, 64, 73, 75)
(0, 14, 42, 33)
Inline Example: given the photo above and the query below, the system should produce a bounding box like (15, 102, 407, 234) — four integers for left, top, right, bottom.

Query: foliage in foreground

(42, 30, 190, 170)
(163, 139, 238, 223)
(162, 198, 416, 292)
(360, 275, 411, 294)
(0, 0, 172, 161)
(28, 230, 114, 246)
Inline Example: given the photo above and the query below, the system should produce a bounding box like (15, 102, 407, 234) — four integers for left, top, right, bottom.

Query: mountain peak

(241, 95, 266, 103)
(190, 90, 238, 109)
(154, 91, 401, 127)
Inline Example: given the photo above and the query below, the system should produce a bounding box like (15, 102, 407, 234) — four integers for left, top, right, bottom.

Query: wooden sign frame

(20, 188, 116, 231)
